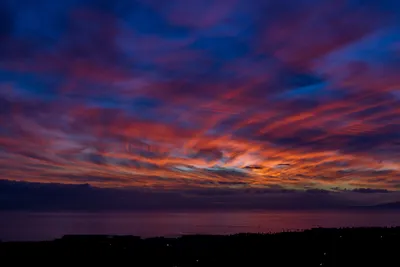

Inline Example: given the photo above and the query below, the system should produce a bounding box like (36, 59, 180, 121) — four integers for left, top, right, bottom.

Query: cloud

(191, 148, 224, 162)
(305, 189, 331, 194)
(148, 0, 240, 29)
(0, 0, 399, 208)
(243, 165, 264, 170)
(0, 1, 13, 38)
(1, 180, 399, 211)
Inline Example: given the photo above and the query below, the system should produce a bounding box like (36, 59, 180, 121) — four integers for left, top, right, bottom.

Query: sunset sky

(1, 0, 400, 210)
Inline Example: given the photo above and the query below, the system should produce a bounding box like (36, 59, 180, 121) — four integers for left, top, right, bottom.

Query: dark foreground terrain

(1, 227, 398, 266)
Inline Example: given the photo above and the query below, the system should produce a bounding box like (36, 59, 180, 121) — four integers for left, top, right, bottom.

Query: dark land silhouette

(1, 227, 398, 266)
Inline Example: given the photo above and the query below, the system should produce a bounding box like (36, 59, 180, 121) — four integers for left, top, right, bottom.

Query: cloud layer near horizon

(1, 180, 399, 210)
(1, 0, 400, 207)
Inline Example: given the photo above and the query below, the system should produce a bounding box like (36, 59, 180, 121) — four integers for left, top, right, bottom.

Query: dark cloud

(0, 1, 14, 38)
(217, 181, 247, 186)
(305, 189, 330, 194)
(192, 148, 224, 162)
(2, 180, 397, 211)
(274, 68, 324, 91)
(204, 167, 249, 178)
(243, 165, 264, 170)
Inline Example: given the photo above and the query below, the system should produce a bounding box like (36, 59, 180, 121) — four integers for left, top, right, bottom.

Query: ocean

(1, 210, 399, 241)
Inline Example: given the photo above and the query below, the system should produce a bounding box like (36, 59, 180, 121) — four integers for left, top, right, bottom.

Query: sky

(1, 0, 400, 210)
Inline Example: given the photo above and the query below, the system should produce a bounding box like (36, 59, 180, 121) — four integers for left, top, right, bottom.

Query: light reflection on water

(0, 210, 399, 241)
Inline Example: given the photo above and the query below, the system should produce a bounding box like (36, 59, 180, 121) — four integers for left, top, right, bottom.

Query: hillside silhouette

(1, 227, 398, 266)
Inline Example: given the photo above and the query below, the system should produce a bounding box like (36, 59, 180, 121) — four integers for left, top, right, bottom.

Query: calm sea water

(0, 210, 399, 241)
